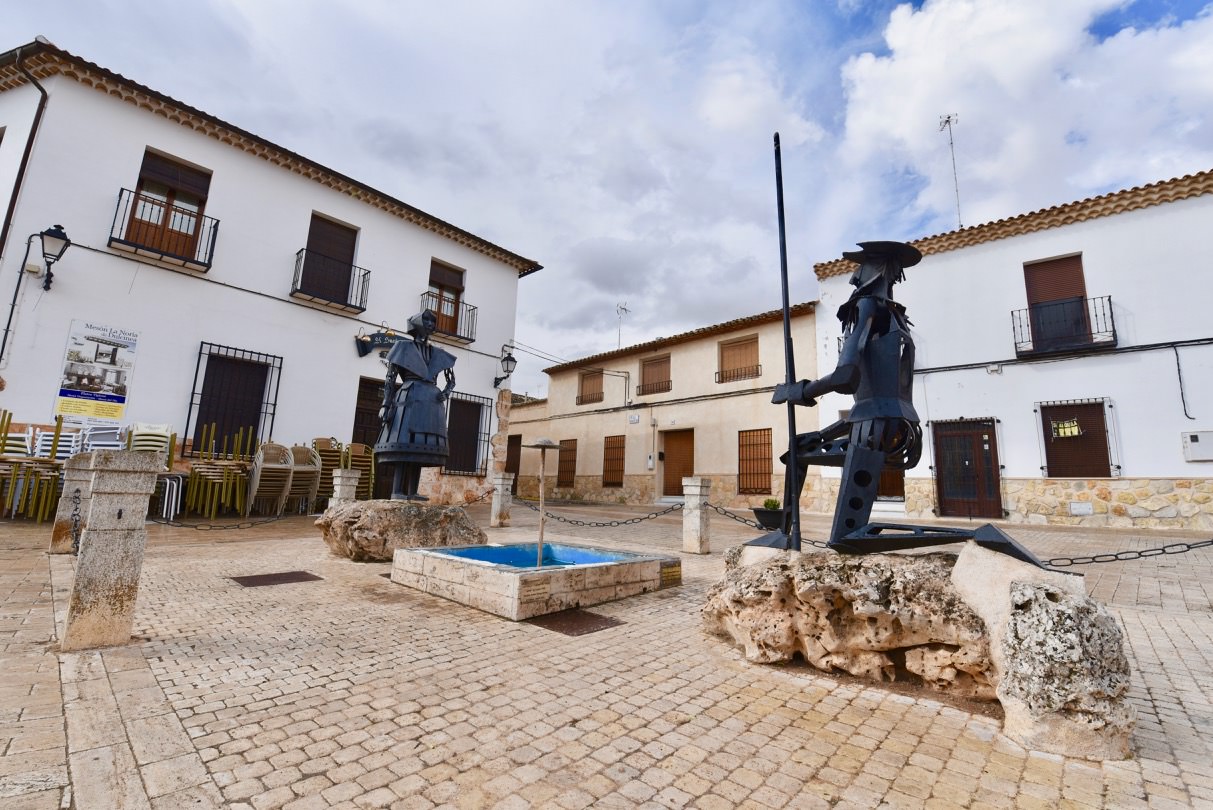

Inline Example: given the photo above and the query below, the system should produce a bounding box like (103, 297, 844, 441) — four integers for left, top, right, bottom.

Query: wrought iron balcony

(716, 364, 762, 384)
(1012, 295, 1116, 357)
(108, 188, 219, 270)
(291, 249, 370, 313)
(419, 290, 477, 343)
(636, 380, 672, 396)
(576, 391, 604, 405)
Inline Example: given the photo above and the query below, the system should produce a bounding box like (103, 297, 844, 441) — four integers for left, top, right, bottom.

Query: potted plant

(752, 497, 784, 530)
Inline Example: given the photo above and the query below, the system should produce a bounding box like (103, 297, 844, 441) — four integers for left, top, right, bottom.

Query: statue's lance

(773, 133, 802, 552)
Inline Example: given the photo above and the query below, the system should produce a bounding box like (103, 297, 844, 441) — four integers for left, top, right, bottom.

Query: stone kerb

(490, 472, 513, 528)
(682, 477, 711, 554)
(50, 451, 94, 554)
(60, 450, 164, 652)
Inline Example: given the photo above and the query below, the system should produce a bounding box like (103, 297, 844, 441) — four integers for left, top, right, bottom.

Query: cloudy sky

(7, 0, 1213, 394)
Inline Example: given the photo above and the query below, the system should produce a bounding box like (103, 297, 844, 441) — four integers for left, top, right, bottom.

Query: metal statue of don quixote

(756, 133, 1043, 568)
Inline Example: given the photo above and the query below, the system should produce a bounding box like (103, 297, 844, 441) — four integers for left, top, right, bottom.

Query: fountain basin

(391, 542, 682, 620)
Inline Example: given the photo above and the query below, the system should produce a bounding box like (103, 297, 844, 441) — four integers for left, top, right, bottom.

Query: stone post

(331, 468, 361, 504)
(50, 451, 94, 554)
(491, 472, 514, 528)
(60, 450, 162, 652)
(682, 477, 711, 554)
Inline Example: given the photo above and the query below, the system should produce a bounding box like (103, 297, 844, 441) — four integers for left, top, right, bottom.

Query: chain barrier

(704, 502, 832, 549)
(467, 488, 495, 504)
(1044, 538, 1213, 567)
(148, 514, 286, 531)
(69, 488, 82, 555)
(514, 499, 683, 527)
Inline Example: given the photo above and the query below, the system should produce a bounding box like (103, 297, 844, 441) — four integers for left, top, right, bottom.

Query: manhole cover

(230, 571, 323, 587)
(523, 609, 624, 636)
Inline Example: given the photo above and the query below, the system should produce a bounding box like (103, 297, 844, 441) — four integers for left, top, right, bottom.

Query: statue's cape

(386, 340, 456, 381)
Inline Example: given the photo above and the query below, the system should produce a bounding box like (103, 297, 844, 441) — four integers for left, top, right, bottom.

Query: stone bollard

(681, 477, 711, 554)
(50, 451, 94, 554)
(490, 472, 514, 528)
(60, 450, 163, 652)
(331, 468, 361, 504)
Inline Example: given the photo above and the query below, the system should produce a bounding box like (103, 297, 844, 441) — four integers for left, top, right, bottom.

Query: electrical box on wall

(1181, 431, 1213, 462)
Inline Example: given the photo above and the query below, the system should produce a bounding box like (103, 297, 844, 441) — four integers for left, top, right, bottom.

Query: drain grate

(523, 609, 624, 636)
(230, 571, 323, 587)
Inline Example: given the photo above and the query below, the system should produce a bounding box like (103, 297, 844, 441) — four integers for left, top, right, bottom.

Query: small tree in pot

(752, 497, 784, 530)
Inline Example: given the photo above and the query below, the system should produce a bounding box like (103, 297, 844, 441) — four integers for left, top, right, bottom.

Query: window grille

(186, 342, 282, 456)
(444, 391, 492, 476)
(602, 435, 625, 487)
(737, 428, 772, 494)
(1036, 398, 1115, 478)
(557, 439, 577, 488)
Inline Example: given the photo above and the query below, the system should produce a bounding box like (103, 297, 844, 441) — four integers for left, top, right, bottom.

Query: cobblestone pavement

(2, 502, 1212, 809)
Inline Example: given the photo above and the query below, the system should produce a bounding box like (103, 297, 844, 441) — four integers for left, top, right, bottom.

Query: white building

(0, 39, 539, 500)
(813, 170, 1213, 530)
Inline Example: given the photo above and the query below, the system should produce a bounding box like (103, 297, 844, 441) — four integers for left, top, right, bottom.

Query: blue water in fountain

(435, 543, 642, 569)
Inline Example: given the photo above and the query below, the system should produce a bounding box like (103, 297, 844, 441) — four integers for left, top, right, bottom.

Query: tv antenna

(615, 302, 630, 349)
(939, 113, 962, 229)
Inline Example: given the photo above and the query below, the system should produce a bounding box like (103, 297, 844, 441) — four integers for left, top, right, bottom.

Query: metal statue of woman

(375, 310, 456, 500)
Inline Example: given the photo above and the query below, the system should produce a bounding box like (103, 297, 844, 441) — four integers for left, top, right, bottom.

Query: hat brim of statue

(841, 241, 923, 268)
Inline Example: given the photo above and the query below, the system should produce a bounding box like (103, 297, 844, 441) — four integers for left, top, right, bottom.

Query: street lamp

(493, 343, 517, 388)
(1, 224, 71, 365)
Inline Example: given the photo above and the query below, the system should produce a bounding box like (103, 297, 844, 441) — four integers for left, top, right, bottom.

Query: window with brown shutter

(557, 440, 577, 488)
(718, 335, 760, 383)
(737, 428, 772, 494)
(298, 214, 358, 305)
(637, 355, 671, 396)
(1039, 399, 1112, 477)
(602, 435, 625, 487)
(577, 371, 604, 405)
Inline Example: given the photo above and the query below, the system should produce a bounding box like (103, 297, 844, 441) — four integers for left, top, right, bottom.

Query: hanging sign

(354, 331, 403, 357)
(54, 320, 139, 426)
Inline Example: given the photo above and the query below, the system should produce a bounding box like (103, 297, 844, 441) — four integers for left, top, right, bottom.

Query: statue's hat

(841, 241, 922, 269)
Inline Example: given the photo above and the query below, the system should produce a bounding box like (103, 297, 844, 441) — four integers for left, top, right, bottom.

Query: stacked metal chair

(243, 441, 293, 517)
(285, 444, 323, 513)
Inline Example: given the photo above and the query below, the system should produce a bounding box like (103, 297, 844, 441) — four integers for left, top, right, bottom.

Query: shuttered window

(428, 261, 464, 335)
(127, 150, 212, 259)
(557, 440, 577, 488)
(299, 214, 357, 304)
(638, 355, 671, 395)
(1039, 400, 1112, 477)
(1024, 255, 1091, 351)
(140, 151, 212, 199)
(1024, 255, 1086, 304)
(718, 336, 760, 383)
(737, 428, 772, 494)
(577, 371, 604, 405)
(602, 435, 625, 487)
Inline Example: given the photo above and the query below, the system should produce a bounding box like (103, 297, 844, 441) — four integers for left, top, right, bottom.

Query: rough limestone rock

(706, 541, 1136, 760)
(316, 500, 486, 562)
(952, 543, 1133, 760)
(703, 551, 996, 699)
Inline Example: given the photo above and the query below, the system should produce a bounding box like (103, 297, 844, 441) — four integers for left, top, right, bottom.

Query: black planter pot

(751, 508, 784, 530)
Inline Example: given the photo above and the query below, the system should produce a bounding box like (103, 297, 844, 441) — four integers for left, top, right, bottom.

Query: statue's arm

(773, 297, 874, 405)
(440, 368, 455, 399)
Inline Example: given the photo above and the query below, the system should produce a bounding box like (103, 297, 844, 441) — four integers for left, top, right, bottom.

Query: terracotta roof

(0, 40, 542, 277)
(814, 169, 1213, 280)
(543, 301, 814, 374)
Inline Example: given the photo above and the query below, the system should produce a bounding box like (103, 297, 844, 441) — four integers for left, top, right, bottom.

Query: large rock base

(316, 500, 487, 562)
(704, 541, 1135, 760)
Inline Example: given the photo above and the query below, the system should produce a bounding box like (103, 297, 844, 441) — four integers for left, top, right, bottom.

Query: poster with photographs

(54, 320, 139, 426)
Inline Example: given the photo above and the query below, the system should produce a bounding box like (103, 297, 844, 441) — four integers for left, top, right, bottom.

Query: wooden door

(353, 377, 393, 499)
(505, 434, 521, 494)
(933, 419, 1002, 518)
(662, 429, 694, 497)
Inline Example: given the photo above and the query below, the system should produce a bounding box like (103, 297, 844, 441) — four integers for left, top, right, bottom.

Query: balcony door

(127, 151, 211, 260)
(1024, 255, 1090, 352)
(301, 215, 357, 305)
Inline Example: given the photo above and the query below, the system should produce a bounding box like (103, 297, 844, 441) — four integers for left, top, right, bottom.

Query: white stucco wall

(0, 74, 527, 453)
(815, 191, 1213, 484)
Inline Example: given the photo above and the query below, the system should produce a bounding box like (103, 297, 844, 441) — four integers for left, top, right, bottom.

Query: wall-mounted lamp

(356, 327, 372, 343)
(1, 224, 71, 365)
(493, 343, 518, 389)
(39, 224, 71, 291)
(380, 321, 396, 338)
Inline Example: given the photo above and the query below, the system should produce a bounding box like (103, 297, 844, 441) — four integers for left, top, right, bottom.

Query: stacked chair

(184, 424, 255, 519)
(285, 445, 323, 513)
(244, 442, 293, 517)
(128, 423, 181, 519)
(346, 443, 375, 500)
(83, 424, 124, 452)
